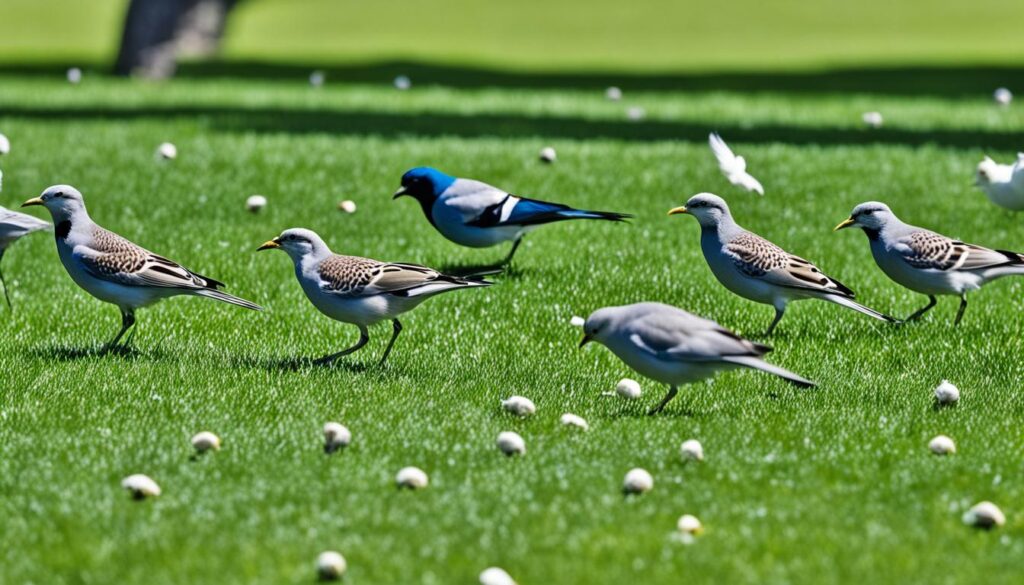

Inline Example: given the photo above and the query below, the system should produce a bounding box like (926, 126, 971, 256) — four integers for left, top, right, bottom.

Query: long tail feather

(193, 288, 263, 310)
(821, 294, 897, 323)
(721, 355, 816, 388)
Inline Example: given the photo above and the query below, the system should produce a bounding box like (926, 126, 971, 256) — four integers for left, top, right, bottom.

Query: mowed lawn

(1, 74, 1024, 585)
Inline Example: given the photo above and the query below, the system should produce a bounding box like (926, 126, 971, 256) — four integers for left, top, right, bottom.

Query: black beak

(579, 334, 591, 348)
(392, 186, 408, 199)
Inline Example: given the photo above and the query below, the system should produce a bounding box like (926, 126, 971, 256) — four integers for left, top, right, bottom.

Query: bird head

(393, 167, 456, 203)
(258, 228, 328, 260)
(974, 156, 999, 186)
(579, 307, 619, 348)
(668, 192, 730, 228)
(22, 184, 86, 220)
(834, 201, 894, 232)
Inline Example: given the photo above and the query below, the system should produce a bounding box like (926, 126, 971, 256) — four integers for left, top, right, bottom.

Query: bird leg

(647, 385, 679, 415)
(763, 306, 785, 336)
(0, 258, 11, 310)
(378, 319, 403, 367)
(106, 310, 136, 349)
(314, 325, 369, 365)
(954, 295, 968, 326)
(905, 295, 937, 322)
(502, 237, 524, 266)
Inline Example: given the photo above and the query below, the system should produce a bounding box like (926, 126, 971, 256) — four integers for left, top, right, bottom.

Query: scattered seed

(338, 200, 357, 213)
(606, 86, 623, 101)
(680, 439, 704, 462)
(539, 146, 557, 163)
(246, 194, 267, 212)
(309, 71, 325, 87)
(479, 567, 517, 585)
(316, 551, 347, 581)
(156, 142, 177, 160)
(994, 87, 1013, 106)
(502, 396, 536, 417)
(323, 422, 351, 454)
(615, 378, 642, 399)
(560, 413, 589, 431)
(0, 133, 10, 155)
(623, 468, 653, 494)
(677, 514, 703, 535)
(862, 111, 884, 128)
(121, 474, 161, 499)
(396, 466, 429, 489)
(191, 431, 221, 453)
(928, 435, 956, 455)
(394, 75, 411, 90)
(934, 380, 960, 405)
(496, 431, 526, 456)
(963, 501, 1005, 529)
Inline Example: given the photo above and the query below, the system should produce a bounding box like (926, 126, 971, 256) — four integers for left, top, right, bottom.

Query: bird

(22, 185, 261, 348)
(835, 201, 1024, 325)
(579, 302, 814, 415)
(258, 228, 491, 366)
(708, 133, 764, 195)
(0, 205, 51, 308)
(975, 154, 1024, 211)
(669, 193, 895, 335)
(393, 167, 631, 265)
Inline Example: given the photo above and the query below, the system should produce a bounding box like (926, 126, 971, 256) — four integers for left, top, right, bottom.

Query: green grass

(1, 73, 1023, 584)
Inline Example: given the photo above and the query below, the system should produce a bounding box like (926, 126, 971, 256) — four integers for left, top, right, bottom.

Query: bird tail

(722, 356, 816, 388)
(399, 275, 492, 298)
(505, 197, 632, 226)
(821, 294, 897, 323)
(193, 288, 263, 311)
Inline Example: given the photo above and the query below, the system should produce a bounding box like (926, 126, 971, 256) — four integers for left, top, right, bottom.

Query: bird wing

(1011, 153, 1024, 185)
(725, 232, 855, 297)
(894, 230, 1022, 272)
(317, 255, 474, 298)
(625, 309, 769, 363)
(439, 179, 513, 224)
(0, 207, 51, 235)
(76, 227, 222, 290)
(737, 172, 764, 195)
(709, 132, 744, 173)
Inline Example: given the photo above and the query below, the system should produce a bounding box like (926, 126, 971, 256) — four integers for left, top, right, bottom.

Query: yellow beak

(21, 197, 44, 208)
(257, 239, 281, 251)
(667, 206, 688, 216)
(833, 217, 856, 232)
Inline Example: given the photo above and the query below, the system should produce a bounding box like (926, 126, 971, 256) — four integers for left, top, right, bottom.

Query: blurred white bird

(0, 205, 51, 308)
(975, 154, 1024, 211)
(708, 133, 764, 195)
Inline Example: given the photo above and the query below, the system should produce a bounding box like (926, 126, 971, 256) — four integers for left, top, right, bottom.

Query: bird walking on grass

(975, 154, 1024, 211)
(0, 205, 51, 309)
(708, 133, 764, 195)
(393, 167, 631, 265)
(670, 193, 895, 335)
(835, 201, 1024, 325)
(22, 185, 261, 347)
(579, 302, 814, 415)
(258, 228, 491, 366)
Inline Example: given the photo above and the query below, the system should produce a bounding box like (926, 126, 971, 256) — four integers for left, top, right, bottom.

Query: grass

(1, 71, 1023, 584)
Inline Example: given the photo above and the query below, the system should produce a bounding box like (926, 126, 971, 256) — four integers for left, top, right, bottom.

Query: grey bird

(835, 201, 1024, 325)
(0, 205, 51, 308)
(579, 302, 815, 415)
(258, 228, 491, 366)
(23, 185, 261, 348)
(670, 193, 895, 335)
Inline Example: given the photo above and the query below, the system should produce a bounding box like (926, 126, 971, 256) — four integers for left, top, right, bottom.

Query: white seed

(156, 142, 177, 160)
(396, 466, 429, 489)
(316, 551, 347, 580)
(309, 70, 325, 87)
(623, 468, 653, 494)
(66, 67, 82, 84)
(615, 378, 642, 399)
(502, 395, 536, 416)
(496, 431, 526, 456)
(560, 413, 589, 431)
(121, 474, 161, 499)
(934, 380, 960, 405)
(479, 567, 517, 585)
(191, 431, 221, 453)
(246, 194, 267, 212)
(569, 315, 585, 327)
(0, 133, 10, 155)
(680, 439, 704, 462)
(928, 435, 956, 455)
(862, 111, 884, 128)
(677, 514, 703, 534)
(626, 106, 646, 121)
(323, 422, 351, 454)
(539, 146, 557, 163)
(394, 75, 412, 90)
(606, 86, 623, 101)
(963, 501, 1005, 529)
(338, 200, 357, 213)
(994, 87, 1013, 106)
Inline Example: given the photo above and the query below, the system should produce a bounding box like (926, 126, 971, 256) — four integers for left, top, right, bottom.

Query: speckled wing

(75, 226, 222, 289)
(895, 230, 1022, 272)
(317, 255, 470, 298)
(726, 232, 855, 297)
(624, 307, 770, 363)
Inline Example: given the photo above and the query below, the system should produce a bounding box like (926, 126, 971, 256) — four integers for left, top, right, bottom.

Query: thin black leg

(906, 295, 937, 322)
(314, 325, 369, 365)
(378, 319, 403, 367)
(106, 310, 136, 349)
(647, 385, 679, 415)
(502, 236, 524, 266)
(954, 294, 968, 326)
(764, 306, 785, 336)
(0, 262, 10, 310)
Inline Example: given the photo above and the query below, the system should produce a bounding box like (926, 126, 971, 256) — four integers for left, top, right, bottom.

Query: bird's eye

(55, 192, 64, 198)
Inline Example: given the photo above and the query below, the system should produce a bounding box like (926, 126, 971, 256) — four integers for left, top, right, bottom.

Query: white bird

(0, 205, 50, 308)
(708, 133, 764, 195)
(975, 154, 1024, 211)
(580, 302, 814, 415)
(22, 185, 261, 347)
(836, 201, 1024, 325)
(258, 228, 491, 366)
(670, 194, 895, 335)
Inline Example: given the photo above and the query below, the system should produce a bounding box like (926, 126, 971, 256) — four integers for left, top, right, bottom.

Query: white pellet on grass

(121, 474, 161, 499)
(496, 431, 526, 456)
(539, 146, 557, 163)
(928, 435, 956, 455)
(316, 550, 347, 581)
(569, 315, 585, 327)
(502, 395, 535, 416)
(323, 422, 351, 454)
(66, 67, 82, 84)
(680, 439, 704, 462)
(156, 142, 177, 160)
(963, 501, 1005, 529)
(623, 468, 653, 494)
(394, 75, 412, 90)
(862, 111, 884, 128)
(0, 133, 9, 155)
(338, 200, 357, 214)
(615, 378, 642, 399)
(560, 413, 589, 431)
(396, 466, 429, 489)
(309, 70, 325, 87)
(480, 567, 517, 585)
(626, 106, 646, 121)
(934, 380, 960, 405)
(994, 87, 1013, 106)
(677, 514, 704, 535)
(191, 431, 221, 453)
(606, 86, 623, 101)
(246, 194, 267, 213)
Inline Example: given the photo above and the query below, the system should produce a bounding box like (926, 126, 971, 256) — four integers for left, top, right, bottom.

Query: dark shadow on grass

(228, 353, 369, 373)
(32, 343, 160, 362)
